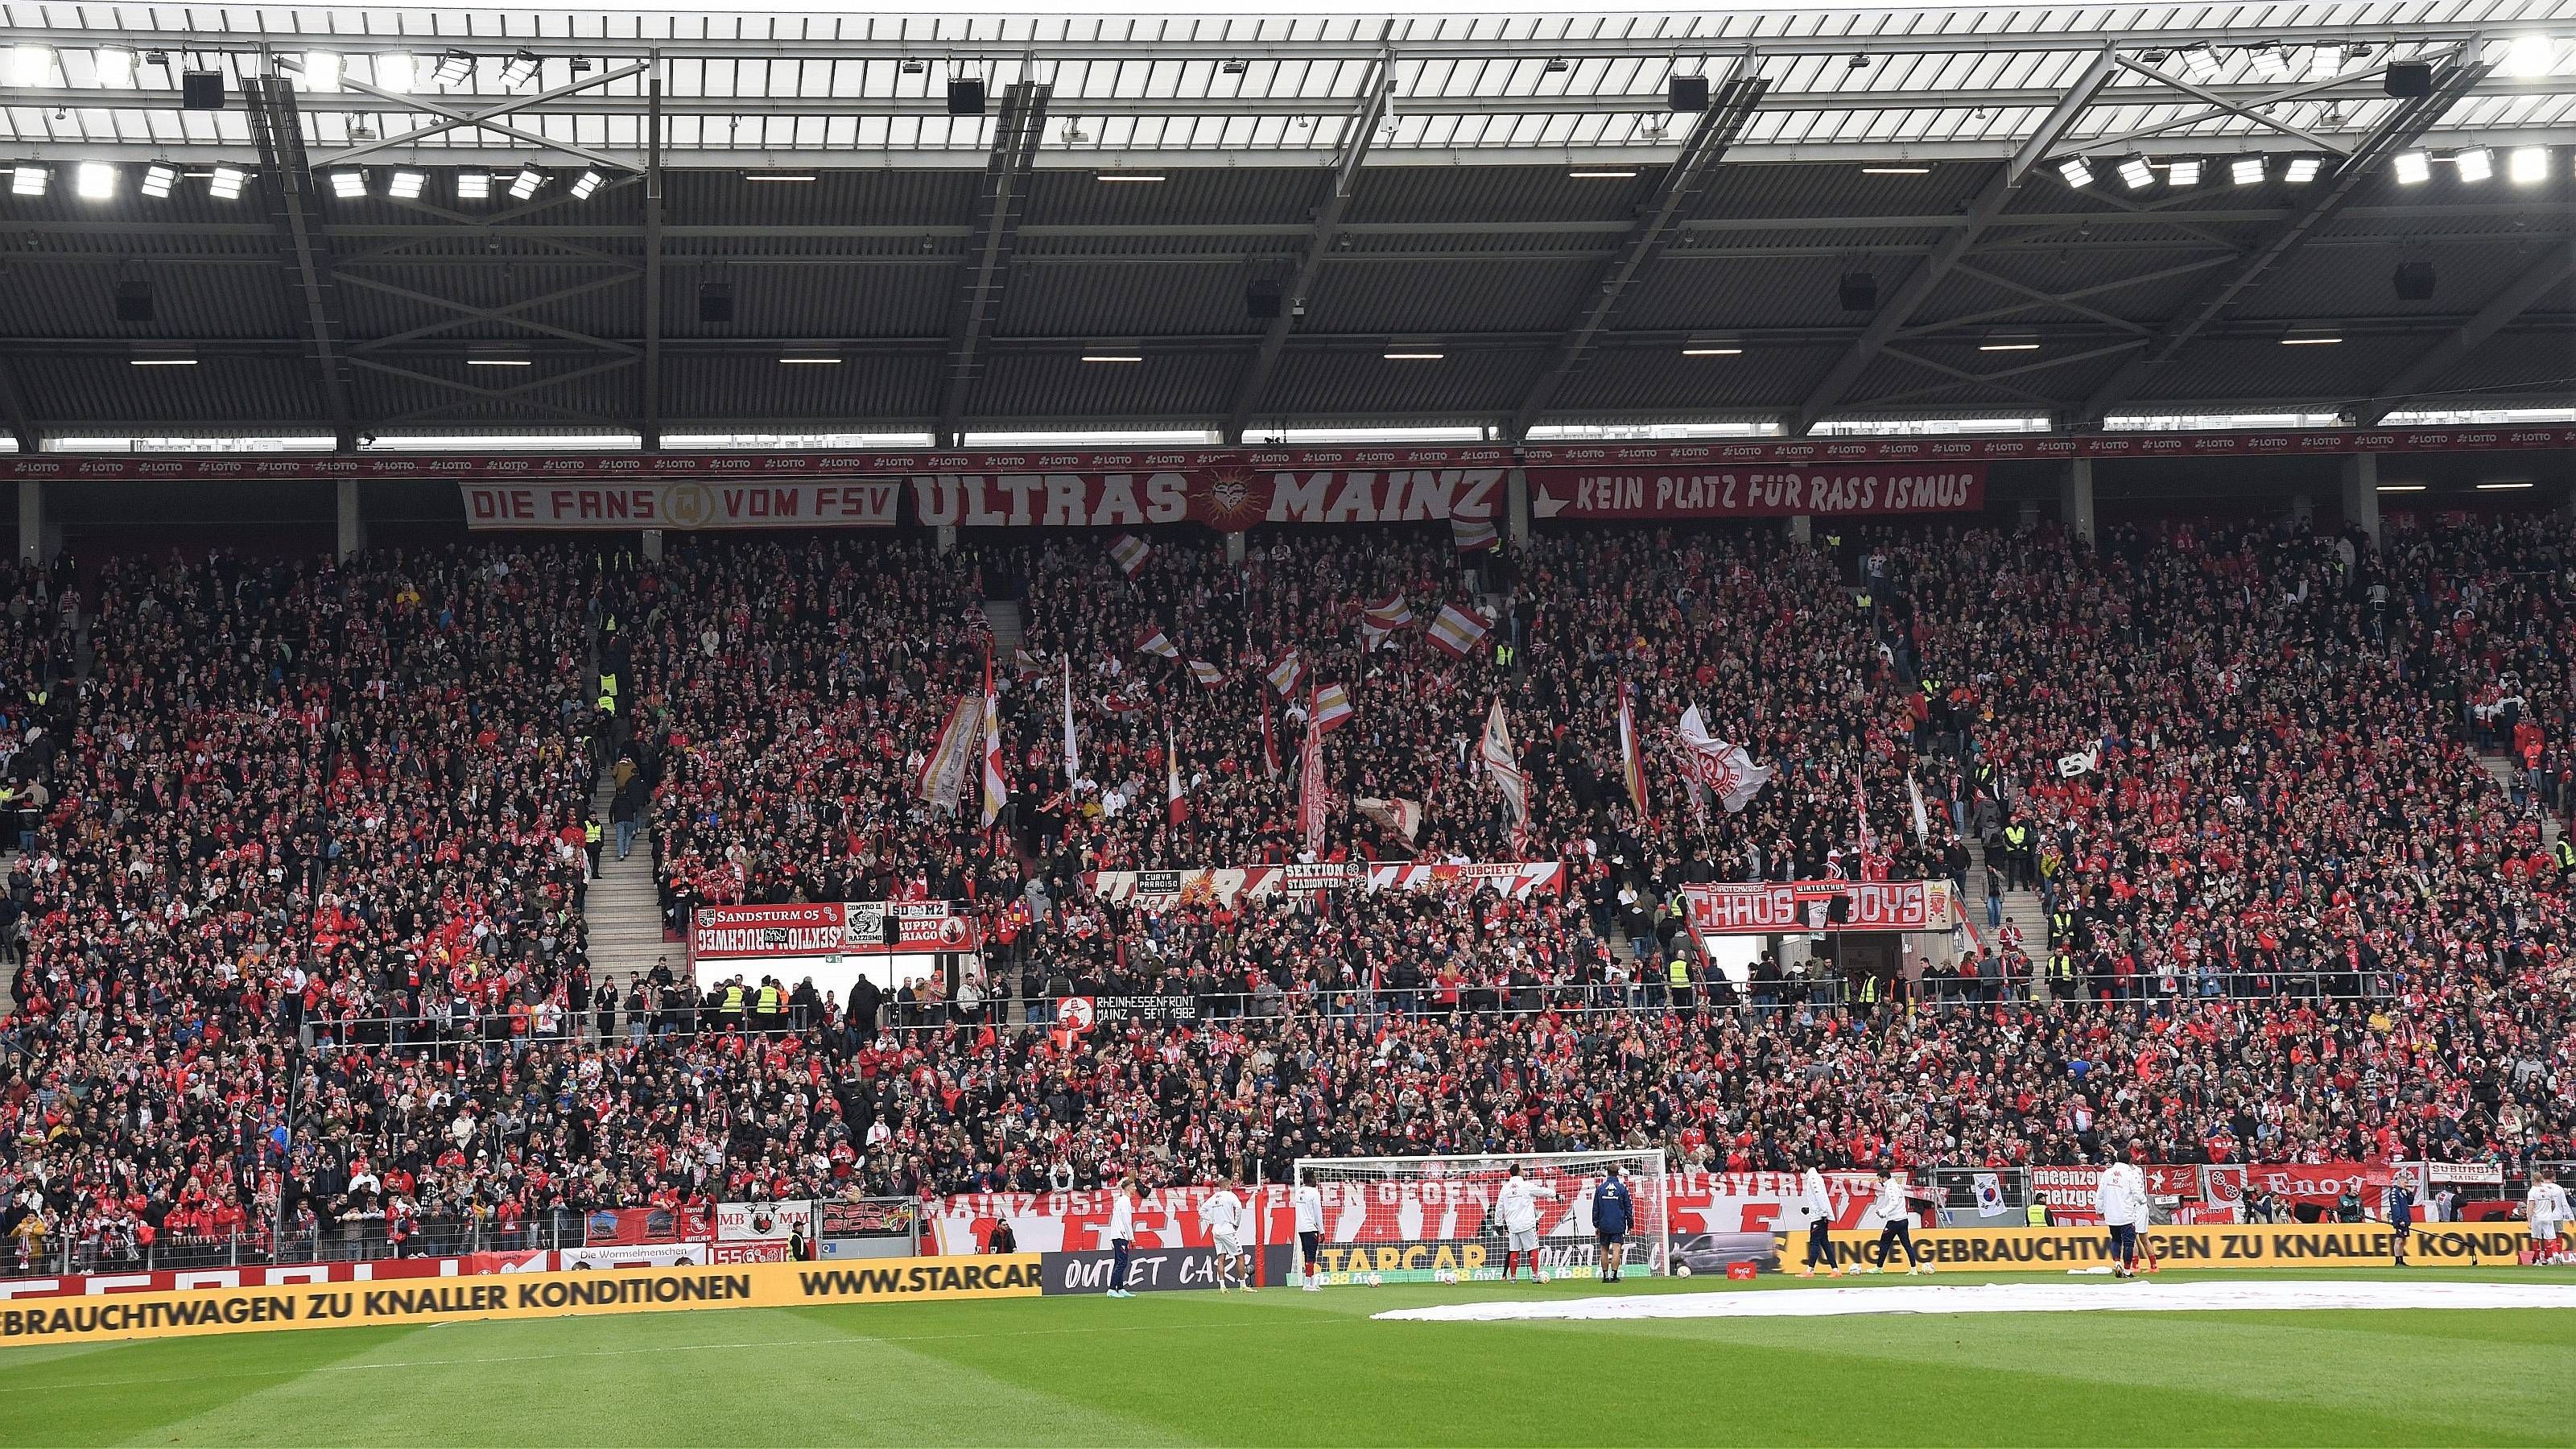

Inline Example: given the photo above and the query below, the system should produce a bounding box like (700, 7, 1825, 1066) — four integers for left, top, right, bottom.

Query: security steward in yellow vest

(2000, 821, 2033, 890)
(2556, 836, 2575, 881)
(721, 980, 747, 1030)
(1667, 957, 1693, 1012)
(584, 819, 604, 880)
(758, 981, 783, 1030)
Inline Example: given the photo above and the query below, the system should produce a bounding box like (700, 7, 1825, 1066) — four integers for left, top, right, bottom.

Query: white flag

(1061, 654, 1082, 782)
(1480, 698, 1528, 839)
(2058, 747, 2100, 778)
(1908, 774, 1930, 842)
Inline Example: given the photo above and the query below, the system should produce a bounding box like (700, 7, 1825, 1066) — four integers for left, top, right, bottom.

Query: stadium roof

(0, 2, 2569, 448)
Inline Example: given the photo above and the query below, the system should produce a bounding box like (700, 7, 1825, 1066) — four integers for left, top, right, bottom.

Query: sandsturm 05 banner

(689, 901, 979, 961)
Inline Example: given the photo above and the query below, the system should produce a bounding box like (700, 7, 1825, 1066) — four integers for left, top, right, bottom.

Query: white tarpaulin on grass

(1374, 1279, 2576, 1323)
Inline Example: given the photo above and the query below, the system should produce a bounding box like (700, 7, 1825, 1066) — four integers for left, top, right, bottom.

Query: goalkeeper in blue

(1592, 1165, 1636, 1284)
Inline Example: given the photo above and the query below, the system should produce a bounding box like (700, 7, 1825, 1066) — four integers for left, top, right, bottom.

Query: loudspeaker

(1669, 74, 1710, 112)
(2392, 261, 2436, 300)
(947, 78, 987, 116)
(2384, 61, 2433, 97)
(114, 279, 154, 323)
(1827, 894, 1853, 925)
(1839, 270, 1878, 312)
(1245, 279, 1282, 320)
(697, 281, 733, 324)
(181, 70, 225, 110)
(880, 911, 900, 947)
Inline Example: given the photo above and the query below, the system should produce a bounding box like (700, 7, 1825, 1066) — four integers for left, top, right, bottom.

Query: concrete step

(583, 759, 672, 990)
(1961, 839, 2053, 1001)
(984, 599, 1024, 660)
(2477, 752, 2562, 848)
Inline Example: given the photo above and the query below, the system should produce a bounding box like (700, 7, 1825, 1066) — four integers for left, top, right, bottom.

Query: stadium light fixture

(1568, 169, 1638, 179)
(95, 45, 138, 89)
(10, 164, 47, 196)
(2231, 155, 2265, 185)
(129, 347, 197, 366)
(2392, 149, 2432, 184)
(456, 171, 491, 200)
(2167, 158, 2202, 186)
(498, 51, 542, 89)
(2508, 146, 2550, 184)
(466, 348, 532, 367)
(2117, 154, 2157, 190)
(387, 169, 425, 200)
(330, 169, 368, 199)
(297, 51, 343, 92)
(743, 172, 818, 182)
(1382, 349, 1445, 361)
(2502, 35, 2557, 78)
(2054, 155, 2093, 188)
(2180, 45, 2226, 83)
(1681, 338, 1743, 356)
(208, 164, 248, 200)
(778, 351, 841, 365)
(1978, 333, 2040, 353)
(2453, 147, 2492, 182)
(2281, 329, 2343, 345)
(74, 161, 117, 200)
(2283, 154, 2324, 183)
(2376, 482, 2426, 492)
(1080, 352, 1145, 364)
(2249, 45, 2299, 82)
(9, 45, 53, 87)
(1860, 164, 1932, 175)
(376, 52, 419, 93)
(432, 50, 475, 85)
(140, 162, 176, 198)
(569, 169, 605, 199)
(2478, 479, 2536, 489)
(1095, 173, 1166, 183)
(509, 166, 544, 199)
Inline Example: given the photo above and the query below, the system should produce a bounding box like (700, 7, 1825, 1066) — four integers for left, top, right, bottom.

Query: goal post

(1290, 1150, 1670, 1286)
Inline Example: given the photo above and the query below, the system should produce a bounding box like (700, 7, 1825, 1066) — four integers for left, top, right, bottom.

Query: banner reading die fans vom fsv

(458, 456, 1984, 531)
(1082, 861, 1563, 908)
(688, 902, 979, 962)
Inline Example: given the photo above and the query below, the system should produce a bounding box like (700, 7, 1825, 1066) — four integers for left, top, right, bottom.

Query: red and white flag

(1187, 658, 1225, 687)
(1298, 716, 1327, 857)
(1852, 771, 1877, 857)
(1480, 696, 1529, 848)
(1166, 726, 1189, 828)
(1134, 623, 1181, 659)
(1310, 683, 1354, 734)
(1451, 515, 1500, 553)
(1616, 680, 1649, 822)
(1108, 533, 1152, 579)
(918, 690, 980, 816)
(1013, 646, 1043, 679)
(1264, 650, 1305, 700)
(1100, 687, 1154, 716)
(1670, 705, 1773, 815)
(1357, 795, 1422, 844)
(980, 655, 1007, 829)
(1360, 593, 1414, 650)
(1427, 604, 1490, 658)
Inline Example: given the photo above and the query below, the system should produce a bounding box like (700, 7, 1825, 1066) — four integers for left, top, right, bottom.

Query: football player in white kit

(1294, 1178, 1326, 1291)
(1199, 1175, 1254, 1290)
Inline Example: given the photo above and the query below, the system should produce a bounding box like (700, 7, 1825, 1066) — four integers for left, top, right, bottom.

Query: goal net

(1290, 1150, 1670, 1286)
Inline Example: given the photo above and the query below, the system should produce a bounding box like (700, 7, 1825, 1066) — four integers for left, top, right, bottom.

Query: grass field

(2, 1267, 2570, 1446)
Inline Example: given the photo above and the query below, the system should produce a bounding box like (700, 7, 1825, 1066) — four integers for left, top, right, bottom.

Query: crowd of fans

(2, 507, 2574, 1274)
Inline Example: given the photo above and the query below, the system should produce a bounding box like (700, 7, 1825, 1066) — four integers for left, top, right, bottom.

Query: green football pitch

(2, 1267, 2569, 1446)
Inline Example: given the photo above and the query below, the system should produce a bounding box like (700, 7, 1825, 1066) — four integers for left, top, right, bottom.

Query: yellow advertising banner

(0, 1256, 1042, 1348)
(1804, 1222, 2534, 1272)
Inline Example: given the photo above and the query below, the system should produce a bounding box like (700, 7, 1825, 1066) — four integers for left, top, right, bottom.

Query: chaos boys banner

(1080, 861, 1566, 908)
(1682, 880, 1956, 934)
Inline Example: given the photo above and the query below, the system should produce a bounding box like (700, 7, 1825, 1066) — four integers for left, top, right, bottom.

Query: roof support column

(2342, 454, 2380, 551)
(2060, 458, 2095, 546)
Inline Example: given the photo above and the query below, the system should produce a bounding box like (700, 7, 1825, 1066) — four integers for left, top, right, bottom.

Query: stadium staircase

(983, 598, 1023, 658)
(583, 773, 674, 997)
(2476, 752, 2563, 850)
(1959, 838, 2053, 1002)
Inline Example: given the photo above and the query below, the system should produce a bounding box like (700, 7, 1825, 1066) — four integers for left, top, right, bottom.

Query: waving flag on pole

(919, 690, 979, 816)
(1670, 705, 1773, 814)
(1187, 658, 1225, 687)
(1060, 654, 1081, 782)
(1852, 770, 1877, 856)
(1165, 725, 1188, 829)
(1427, 604, 1491, 658)
(980, 655, 1007, 828)
(1616, 680, 1650, 822)
(1451, 515, 1500, 553)
(1908, 774, 1930, 843)
(1310, 682, 1354, 734)
(1298, 714, 1327, 858)
(1261, 693, 1280, 779)
(1264, 650, 1306, 700)
(1360, 593, 1415, 650)
(1480, 696, 1529, 851)
(1108, 533, 1152, 580)
(1358, 796, 1422, 845)
(1134, 623, 1180, 659)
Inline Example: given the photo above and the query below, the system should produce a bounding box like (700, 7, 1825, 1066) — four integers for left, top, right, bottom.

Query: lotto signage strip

(4, 425, 2563, 488)
(0, 1256, 1042, 1347)
(1806, 1224, 2534, 1272)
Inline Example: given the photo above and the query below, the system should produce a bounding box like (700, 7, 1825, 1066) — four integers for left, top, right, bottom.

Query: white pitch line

(1373, 1278, 2576, 1323)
